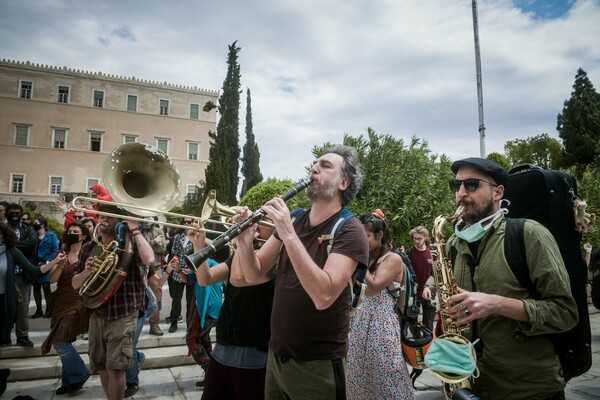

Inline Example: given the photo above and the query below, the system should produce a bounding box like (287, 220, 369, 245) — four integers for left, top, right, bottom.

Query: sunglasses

(449, 178, 498, 193)
(183, 220, 193, 225)
(73, 215, 84, 220)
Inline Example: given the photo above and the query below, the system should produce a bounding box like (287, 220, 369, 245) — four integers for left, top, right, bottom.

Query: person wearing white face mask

(443, 157, 577, 400)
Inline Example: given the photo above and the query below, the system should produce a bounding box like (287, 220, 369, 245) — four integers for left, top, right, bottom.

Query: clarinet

(184, 181, 309, 271)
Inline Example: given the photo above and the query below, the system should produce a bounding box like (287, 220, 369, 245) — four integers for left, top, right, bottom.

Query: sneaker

(68, 373, 89, 395)
(149, 324, 164, 336)
(124, 383, 139, 398)
(168, 322, 177, 333)
(195, 380, 204, 388)
(31, 310, 43, 319)
(55, 385, 70, 395)
(81, 332, 88, 340)
(16, 337, 34, 348)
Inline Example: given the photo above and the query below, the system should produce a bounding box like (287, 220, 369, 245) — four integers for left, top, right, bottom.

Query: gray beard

(307, 177, 340, 203)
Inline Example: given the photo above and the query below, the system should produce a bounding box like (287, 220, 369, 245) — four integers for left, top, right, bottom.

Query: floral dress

(347, 282, 415, 399)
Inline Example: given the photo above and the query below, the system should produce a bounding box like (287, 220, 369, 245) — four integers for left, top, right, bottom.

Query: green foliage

(203, 101, 216, 112)
(486, 152, 511, 170)
(557, 68, 600, 172)
(239, 178, 309, 212)
(312, 128, 455, 248)
(240, 88, 263, 198)
(504, 133, 563, 170)
(204, 41, 242, 205)
(579, 165, 600, 268)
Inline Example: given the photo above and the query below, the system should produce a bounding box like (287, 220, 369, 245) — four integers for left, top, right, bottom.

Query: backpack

(503, 164, 592, 382)
(289, 208, 363, 309)
(387, 252, 420, 323)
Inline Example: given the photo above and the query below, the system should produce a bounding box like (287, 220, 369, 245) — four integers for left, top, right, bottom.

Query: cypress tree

(204, 41, 242, 205)
(240, 88, 263, 198)
(557, 68, 600, 170)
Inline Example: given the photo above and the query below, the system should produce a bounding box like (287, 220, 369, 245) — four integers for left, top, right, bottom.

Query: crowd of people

(0, 148, 593, 400)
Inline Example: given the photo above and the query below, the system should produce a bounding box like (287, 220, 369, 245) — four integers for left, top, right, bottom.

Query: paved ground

(2, 288, 599, 399)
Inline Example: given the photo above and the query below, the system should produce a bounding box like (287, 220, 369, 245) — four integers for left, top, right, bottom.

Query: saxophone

(430, 206, 478, 400)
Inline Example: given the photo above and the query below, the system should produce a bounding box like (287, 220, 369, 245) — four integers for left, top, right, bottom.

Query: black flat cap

(451, 157, 509, 187)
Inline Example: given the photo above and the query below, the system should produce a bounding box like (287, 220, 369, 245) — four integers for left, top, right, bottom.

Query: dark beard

(462, 198, 495, 225)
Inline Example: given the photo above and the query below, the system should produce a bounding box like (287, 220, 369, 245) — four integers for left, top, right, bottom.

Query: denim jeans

(53, 341, 89, 387)
(126, 287, 158, 385)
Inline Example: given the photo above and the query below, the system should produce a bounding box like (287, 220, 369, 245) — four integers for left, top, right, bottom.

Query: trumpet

(184, 181, 309, 271)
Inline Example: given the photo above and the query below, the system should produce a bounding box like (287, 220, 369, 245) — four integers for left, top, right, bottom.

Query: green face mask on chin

(454, 209, 503, 243)
(425, 336, 478, 378)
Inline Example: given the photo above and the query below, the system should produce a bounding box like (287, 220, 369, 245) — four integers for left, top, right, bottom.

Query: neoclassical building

(0, 59, 218, 219)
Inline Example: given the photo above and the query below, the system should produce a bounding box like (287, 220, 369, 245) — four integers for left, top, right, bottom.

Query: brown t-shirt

(270, 209, 369, 360)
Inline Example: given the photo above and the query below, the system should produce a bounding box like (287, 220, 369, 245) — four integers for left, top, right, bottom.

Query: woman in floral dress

(347, 210, 415, 400)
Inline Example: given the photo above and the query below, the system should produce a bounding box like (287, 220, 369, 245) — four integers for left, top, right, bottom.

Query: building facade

(0, 59, 218, 220)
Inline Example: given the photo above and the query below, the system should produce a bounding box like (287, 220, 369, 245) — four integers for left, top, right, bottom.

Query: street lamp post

(472, 0, 486, 158)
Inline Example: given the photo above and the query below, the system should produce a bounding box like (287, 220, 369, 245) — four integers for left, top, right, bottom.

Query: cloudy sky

(1, 0, 599, 182)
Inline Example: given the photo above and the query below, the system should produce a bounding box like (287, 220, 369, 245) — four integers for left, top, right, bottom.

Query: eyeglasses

(183, 220, 193, 225)
(21, 218, 30, 222)
(449, 178, 498, 193)
(73, 215, 84, 220)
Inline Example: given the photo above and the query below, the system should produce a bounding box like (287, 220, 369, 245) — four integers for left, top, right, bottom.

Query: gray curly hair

(323, 145, 363, 207)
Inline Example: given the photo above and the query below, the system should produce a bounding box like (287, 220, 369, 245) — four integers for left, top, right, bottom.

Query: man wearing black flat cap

(441, 157, 577, 400)
(72, 203, 155, 399)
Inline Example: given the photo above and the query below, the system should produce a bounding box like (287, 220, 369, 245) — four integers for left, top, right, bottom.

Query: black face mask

(33, 224, 42, 231)
(64, 233, 81, 245)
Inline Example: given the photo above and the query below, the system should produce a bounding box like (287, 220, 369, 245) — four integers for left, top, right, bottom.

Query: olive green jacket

(445, 217, 578, 400)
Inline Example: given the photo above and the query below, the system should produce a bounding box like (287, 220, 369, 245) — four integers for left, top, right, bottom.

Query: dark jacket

(14, 223, 37, 263)
(1, 247, 42, 344)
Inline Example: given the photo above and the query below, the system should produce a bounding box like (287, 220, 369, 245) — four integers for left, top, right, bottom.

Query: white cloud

(1, 0, 599, 183)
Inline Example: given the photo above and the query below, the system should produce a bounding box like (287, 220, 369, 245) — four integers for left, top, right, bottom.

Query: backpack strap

(504, 218, 536, 298)
(318, 208, 355, 255)
(290, 208, 307, 224)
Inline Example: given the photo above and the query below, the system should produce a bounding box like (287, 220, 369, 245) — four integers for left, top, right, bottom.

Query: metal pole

(472, 0, 486, 157)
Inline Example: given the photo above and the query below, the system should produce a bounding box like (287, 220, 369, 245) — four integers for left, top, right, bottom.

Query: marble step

(3, 343, 196, 382)
(1, 323, 215, 382)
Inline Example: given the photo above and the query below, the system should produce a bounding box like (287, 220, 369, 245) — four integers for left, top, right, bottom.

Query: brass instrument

(200, 189, 275, 230)
(74, 142, 225, 307)
(79, 222, 133, 309)
(184, 181, 309, 271)
(430, 206, 478, 399)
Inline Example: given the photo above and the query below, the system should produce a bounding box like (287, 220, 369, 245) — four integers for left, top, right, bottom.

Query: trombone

(72, 196, 228, 235)
(70, 141, 275, 236)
